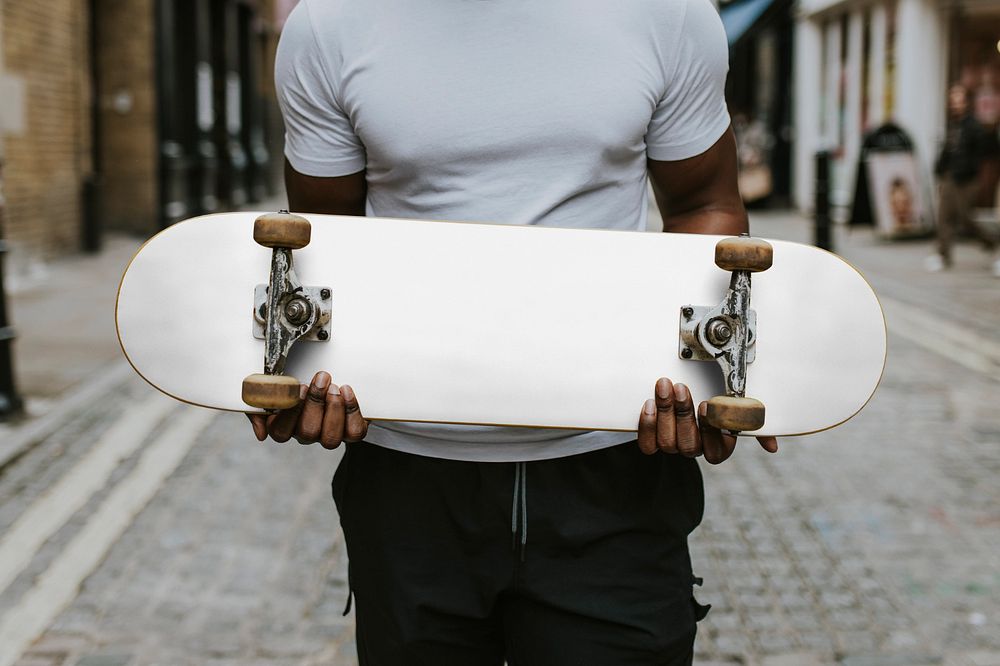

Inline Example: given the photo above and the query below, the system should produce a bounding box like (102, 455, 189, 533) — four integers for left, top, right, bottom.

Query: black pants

(333, 441, 708, 666)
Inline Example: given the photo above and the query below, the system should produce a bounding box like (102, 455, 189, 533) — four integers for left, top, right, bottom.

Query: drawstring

(511, 462, 521, 549)
(511, 462, 528, 561)
(519, 463, 527, 562)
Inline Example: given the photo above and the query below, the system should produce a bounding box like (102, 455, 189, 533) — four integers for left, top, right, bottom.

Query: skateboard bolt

(283, 298, 310, 326)
(706, 318, 733, 346)
(318, 329, 329, 341)
(682, 307, 694, 320)
(681, 347, 693, 359)
(320, 288, 331, 300)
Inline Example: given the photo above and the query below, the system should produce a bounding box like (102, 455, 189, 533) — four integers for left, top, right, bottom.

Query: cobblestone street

(693, 331, 1000, 663)
(0, 212, 998, 665)
(2, 383, 354, 666)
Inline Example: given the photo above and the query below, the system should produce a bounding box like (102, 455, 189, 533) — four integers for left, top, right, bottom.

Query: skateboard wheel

(242, 373, 301, 410)
(705, 395, 765, 432)
(715, 237, 773, 272)
(253, 212, 311, 249)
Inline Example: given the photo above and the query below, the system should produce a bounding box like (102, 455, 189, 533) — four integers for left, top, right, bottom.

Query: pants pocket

(691, 575, 711, 622)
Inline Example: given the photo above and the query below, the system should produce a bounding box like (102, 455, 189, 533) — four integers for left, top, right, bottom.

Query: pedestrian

(927, 83, 999, 276)
(249, 0, 778, 663)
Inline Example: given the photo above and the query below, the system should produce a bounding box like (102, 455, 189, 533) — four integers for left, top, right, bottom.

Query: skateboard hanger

(679, 235, 772, 434)
(243, 211, 331, 409)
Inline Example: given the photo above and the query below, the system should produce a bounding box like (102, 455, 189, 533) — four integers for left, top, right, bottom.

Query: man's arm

(648, 128, 745, 236)
(285, 161, 367, 216)
(637, 129, 778, 464)
(246, 162, 370, 448)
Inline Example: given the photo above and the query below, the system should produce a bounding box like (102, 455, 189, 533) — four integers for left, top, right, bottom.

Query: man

(250, 0, 778, 662)
(928, 83, 997, 273)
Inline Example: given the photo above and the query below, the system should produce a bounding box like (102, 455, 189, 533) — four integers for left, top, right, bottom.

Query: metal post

(814, 150, 833, 251)
(82, 0, 103, 252)
(0, 160, 23, 419)
(193, 0, 219, 216)
(241, 4, 269, 203)
(221, 0, 248, 207)
(155, 0, 195, 228)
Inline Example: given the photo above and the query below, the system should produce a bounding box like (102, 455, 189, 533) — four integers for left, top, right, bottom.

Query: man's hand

(246, 371, 368, 449)
(637, 377, 777, 464)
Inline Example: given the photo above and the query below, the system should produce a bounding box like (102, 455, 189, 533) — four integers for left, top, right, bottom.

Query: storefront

(155, 0, 280, 228)
(86, 0, 287, 236)
(792, 0, 951, 216)
(720, 0, 795, 207)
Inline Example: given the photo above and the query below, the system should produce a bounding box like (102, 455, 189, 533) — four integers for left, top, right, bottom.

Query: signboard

(866, 152, 931, 238)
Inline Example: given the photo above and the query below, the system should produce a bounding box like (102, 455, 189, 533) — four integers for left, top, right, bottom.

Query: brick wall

(2, 0, 92, 260)
(0, 0, 280, 264)
(94, 0, 157, 236)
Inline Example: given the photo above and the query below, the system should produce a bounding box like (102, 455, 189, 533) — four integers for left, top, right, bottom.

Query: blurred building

(0, 0, 290, 268)
(792, 0, 1000, 213)
(720, 0, 796, 207)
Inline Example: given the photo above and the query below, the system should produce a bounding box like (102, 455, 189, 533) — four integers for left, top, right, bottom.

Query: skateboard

(116, 211, 886, 436)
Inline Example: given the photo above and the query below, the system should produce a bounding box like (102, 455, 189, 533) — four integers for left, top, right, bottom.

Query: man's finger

(673, 383, 702, 457)
(268, 385, 308, 443)
(654, 378, 678, 454)
(637, 398, 657, 455)
(342, 385, 369, 442)
(699, 402, 737, 464)
(295, 372, 331, 443)
(246, 414, 268, 442)
(757, 436, 778, 453)
(319, 384, 346, 450)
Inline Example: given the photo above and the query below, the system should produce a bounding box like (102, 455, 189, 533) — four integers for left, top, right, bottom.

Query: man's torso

(282, 0, 724, 460)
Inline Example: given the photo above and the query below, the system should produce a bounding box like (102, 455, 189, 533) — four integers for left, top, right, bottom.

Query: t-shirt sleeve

(645, 0, 731, 162)
(275, 1, 366, 177)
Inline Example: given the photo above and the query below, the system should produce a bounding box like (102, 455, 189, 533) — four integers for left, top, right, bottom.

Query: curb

(0, 361, 132, 470)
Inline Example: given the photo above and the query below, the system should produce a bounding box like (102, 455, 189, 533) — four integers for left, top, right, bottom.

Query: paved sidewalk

(7, 195, 289, 406)
(0, 197, 287, 463)
(5, 394, 353, 666)
(5, 234, 140, 406)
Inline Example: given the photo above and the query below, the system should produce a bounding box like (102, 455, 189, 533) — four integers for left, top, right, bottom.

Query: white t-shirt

(275, 0, 731, 462)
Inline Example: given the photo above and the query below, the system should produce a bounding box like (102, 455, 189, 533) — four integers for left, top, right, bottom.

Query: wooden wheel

(242, 373, 301, 410)
(253, 212, 311, 249)
(705, 395, 765, 432)
(715, 236, 773, 272)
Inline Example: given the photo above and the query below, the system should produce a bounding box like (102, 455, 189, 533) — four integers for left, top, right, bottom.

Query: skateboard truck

(679, 235, 773, 434)
(242, 212, 331, 410)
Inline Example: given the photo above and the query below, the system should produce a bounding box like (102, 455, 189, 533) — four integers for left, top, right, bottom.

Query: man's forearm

(285, 161, 368, 216)
(660, 205, 748, 236)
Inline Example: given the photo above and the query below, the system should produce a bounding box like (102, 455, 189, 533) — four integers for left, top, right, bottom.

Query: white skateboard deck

(116, 212, 886, 436)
